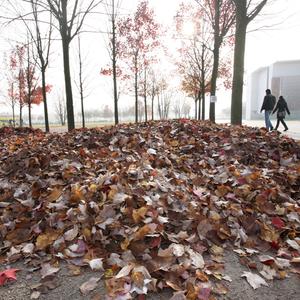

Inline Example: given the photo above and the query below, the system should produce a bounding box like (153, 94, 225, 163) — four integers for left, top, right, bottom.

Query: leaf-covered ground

(0, 120, 299, 299)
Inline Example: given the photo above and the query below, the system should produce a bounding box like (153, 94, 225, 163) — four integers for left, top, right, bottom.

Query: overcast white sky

(0, 0, 299, 119)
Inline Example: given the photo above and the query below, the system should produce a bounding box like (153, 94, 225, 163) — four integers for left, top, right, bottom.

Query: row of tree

(102, 0, 269, 127)
(1, 0, 271, 131)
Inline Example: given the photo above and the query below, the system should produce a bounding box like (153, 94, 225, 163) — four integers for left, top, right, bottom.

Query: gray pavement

(217, 119, 300, 140)
(41, 119, 300, 140)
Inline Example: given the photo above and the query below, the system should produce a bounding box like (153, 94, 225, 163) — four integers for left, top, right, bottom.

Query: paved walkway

(242, 120, 300, 140)
(216, 119, 300, 140)
(41, 119, 300, 140)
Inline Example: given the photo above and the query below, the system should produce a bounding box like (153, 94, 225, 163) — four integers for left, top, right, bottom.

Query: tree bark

(201, 84, 205, 120)
(201, 50, 206, 120)
(202, 93, 205, 120)
(61, 2, 75, 131)
(112, 0, 119, 125)
(230, 0, 268, 125)
(198, 90, 201, 120)
(28, 103, 32, 128)
(209, 0, 221, 123)
(12, 105, 15, 127)
(78, 36, 85, 128)
(134, 55, 138, 123)
(41, 69, 50, 132)
(80, 82, 85, 128)
(151, 91, 154, 121)
(144, 70, 147, 122)
(231, 19, 247, 125)
(19, 105, 23, 127)
(62, 38, 75, 130)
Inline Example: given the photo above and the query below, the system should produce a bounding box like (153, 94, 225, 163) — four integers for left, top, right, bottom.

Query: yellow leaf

(132, 207, 148, 223)
(47, 187, 63, 202)
(104, 268, 114, 279)
(36, 230, 60, 250)
(131, 271, 144, 287)
(259, 222, 279, 242)
(196, 270, 209, 282)
(121, 238, 130, 250)
(170, 140, 179, 147)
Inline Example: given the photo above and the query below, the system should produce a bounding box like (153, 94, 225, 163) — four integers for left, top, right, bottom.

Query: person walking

(260, 89, 276, 131)
(272, 95, 290, 131)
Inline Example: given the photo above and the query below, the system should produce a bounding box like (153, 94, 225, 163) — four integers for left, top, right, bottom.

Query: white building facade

(246, 60, 300, 120)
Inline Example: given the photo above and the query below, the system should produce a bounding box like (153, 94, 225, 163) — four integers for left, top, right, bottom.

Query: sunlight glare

(182, 21, 195, 36)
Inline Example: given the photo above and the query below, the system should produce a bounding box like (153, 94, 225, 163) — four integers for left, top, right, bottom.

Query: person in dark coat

(260, 89, 276, 131)
(272, 95, 290, 131)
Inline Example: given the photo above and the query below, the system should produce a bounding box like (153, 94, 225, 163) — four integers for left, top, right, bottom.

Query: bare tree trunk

(194, 99, 197, 119)
(19, 105, 23, 127)
(158, 93, 162, 119)
(201, 50, 206, 120)
(209, 1, 221, 123)
(231, 20, 247, 125)
(144, 69, 147, 122)
(78, 36, 85, 128)
(62, 38, 75, 130)
(151, 92, 155, 121)
(26, 41, 33, 129)
(231, 0, 268, 125)
(111, 0, 119, 125)
(12, 105, 15, 127)
(28, 104, 32, 128)
(79, 82, 85, 128)
(198, 91, 201, 120)
(202, 92, 205, 120)
(134, 55, 138, 123)
(31, 0, 52, 132)
(60, 2, 75, 131)
(18, 72, 23, 127)
(41, 69, 50, 132)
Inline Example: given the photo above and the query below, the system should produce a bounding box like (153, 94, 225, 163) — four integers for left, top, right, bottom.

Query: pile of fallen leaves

(0, 120, 299, 299)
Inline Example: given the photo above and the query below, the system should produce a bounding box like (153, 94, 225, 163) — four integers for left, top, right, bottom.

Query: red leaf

(272, 217, 285, 229)
(0, 269, 19, 286)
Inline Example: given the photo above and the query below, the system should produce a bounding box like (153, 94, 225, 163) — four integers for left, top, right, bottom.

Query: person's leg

(281, 119, 288, 131)
(265, 110, 273, 130)
(275, 119, 280, 130)
(264, 111, 268, 129)
(268, 111, 273, 130)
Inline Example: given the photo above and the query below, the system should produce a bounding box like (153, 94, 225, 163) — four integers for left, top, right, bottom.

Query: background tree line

(0, 0, 272, 131)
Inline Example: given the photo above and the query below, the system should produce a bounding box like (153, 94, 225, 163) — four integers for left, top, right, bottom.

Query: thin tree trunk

(210, 45, 220, 123)
(134, 56, 138, 123)
(19, 105, 22, 127)
(144, 95, 147, 122)
(28, 103, 32, 128)
(112, 0, 119, 125)
(158, 93, 162, 119)
(209, 0, 221, 123)
(201, 50, 206, 120)
(78, 37, 85, 128)
(202, 93, 205, 120)
(151, 92, 154, 121)
(19, 72, 23, 127)
(194, 99, 197, 119)
(231, 15, 247, 125)
(80, 83, 85, 128)
(12, 105, 15, 127)
(62, 38, 75, 130)
(144, 70, 147, 122)
(198, 91, 201, 120)
(41, 70, 50, 132)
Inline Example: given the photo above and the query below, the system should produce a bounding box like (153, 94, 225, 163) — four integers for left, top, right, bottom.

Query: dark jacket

(273, 98, 290, 119)
(261, 94, 276, 112)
